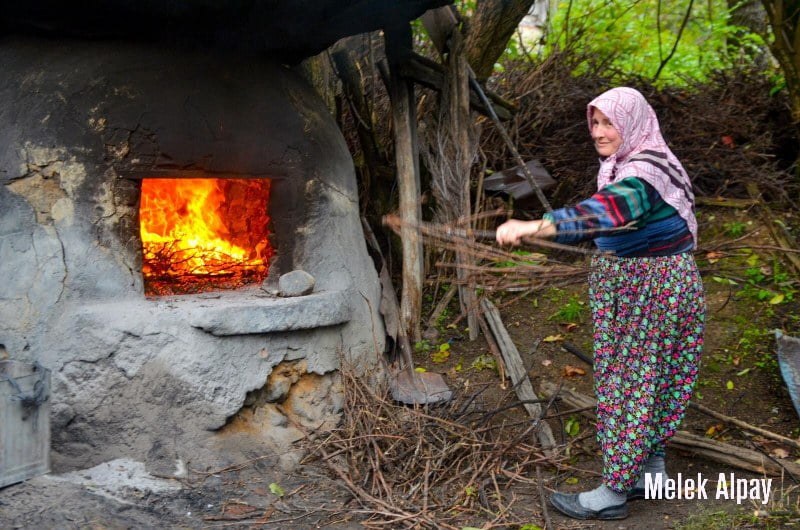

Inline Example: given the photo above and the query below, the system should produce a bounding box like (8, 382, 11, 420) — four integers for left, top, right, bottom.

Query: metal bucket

(0, 360, 51, 488)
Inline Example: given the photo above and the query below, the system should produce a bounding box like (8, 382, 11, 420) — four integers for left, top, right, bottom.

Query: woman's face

(590, 108, 622, 157)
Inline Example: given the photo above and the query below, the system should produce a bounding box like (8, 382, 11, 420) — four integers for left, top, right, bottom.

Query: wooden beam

(399, 52, 514, 120)
(448, 31, 480, 342)
(385, 24, 424, 341)
(482, 298, 556, 450)
(694, 196, 760, 208)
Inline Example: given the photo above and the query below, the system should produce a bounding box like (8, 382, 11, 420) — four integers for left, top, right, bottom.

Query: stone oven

(0, 36, 385, 472)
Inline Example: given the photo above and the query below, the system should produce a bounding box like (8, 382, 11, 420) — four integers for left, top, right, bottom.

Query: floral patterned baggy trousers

(589, 252, 705, 492)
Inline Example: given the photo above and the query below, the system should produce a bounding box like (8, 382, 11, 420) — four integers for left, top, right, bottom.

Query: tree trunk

(464, 0, 537, 80)
(727, 0, 769, 66)
(729, 0, 767, 34)
(761, 1, 800, 127)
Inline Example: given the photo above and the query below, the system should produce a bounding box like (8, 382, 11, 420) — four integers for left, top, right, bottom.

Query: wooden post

(447, 30, 480, 341)
(385, 25, 423, 341)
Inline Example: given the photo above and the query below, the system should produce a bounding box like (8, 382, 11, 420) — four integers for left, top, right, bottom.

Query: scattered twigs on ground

(539, 381, 800, 478)
(561, 341, 800, 451)
(303, 368, 566, 528)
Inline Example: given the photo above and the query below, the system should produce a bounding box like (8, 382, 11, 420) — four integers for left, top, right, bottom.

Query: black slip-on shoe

(550, 492, 629, 520)
(627, 486, 646, 501)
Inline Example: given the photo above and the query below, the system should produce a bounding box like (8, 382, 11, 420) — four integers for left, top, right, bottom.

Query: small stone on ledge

(278, 270, 315, 297)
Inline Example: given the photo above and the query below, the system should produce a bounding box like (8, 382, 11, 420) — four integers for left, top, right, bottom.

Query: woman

(496, 87, 705, 520)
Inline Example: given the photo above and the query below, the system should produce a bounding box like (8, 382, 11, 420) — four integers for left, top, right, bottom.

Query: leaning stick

(481, 297, 556, 451)
(689, 401, 800, 452)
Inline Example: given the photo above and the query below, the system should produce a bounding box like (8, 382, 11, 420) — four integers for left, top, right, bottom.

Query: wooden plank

(419, 5, 458, 54)
(481, 298, 555, 450)
(385, 24, 423, 342)
(1, 361, 51, 488)
(694, 196, 760, 208)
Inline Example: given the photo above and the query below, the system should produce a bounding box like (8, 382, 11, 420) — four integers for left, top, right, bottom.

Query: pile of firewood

(480, 53, 797, 209)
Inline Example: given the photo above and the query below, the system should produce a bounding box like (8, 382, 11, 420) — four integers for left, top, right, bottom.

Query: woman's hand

(495, 218, 555, 246)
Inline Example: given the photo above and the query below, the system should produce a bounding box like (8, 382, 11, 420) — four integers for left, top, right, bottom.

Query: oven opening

(139, 178, 274, 296)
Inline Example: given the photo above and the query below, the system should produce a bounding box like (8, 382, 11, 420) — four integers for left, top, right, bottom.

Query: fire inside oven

(139, 178, 274, 296)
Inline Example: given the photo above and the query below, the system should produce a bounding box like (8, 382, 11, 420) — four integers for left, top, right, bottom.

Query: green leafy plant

(737, 255, 797, 305)
(549, 294, 585, 323)
(414, 340, 432, 353)
(269, 482, 285, 497)
(736, 324, 777, 374)
(724, 220, 748, 238)
(432, 342, 451, 363)
(435, 306, 453, 333)
(471, 354, 498, 372)
(564, 416, 581, 437)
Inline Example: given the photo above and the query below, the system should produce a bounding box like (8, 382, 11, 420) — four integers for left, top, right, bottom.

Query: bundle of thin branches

(383, 211, 597, 293)
(304, 367, 565, 528)
(142, 240, 266, 278)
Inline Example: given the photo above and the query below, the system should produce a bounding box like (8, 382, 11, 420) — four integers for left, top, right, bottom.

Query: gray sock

(578, 484, 626, 511)
(634, 454, 667, 489)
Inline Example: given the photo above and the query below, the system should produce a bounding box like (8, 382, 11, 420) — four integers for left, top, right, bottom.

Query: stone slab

(187, 290, 351, 335)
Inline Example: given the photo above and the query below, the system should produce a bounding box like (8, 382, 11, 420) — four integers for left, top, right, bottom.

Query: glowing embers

(139, 178, 274, 296)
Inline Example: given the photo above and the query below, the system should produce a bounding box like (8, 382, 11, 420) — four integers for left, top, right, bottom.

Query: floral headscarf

(588, 87, 697, 245)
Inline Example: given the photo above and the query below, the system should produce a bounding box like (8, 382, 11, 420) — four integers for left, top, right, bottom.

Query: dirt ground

(403, 205, 800, 529)
(1, 205, 799, 529)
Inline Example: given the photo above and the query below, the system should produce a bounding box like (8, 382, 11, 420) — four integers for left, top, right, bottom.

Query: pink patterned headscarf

(587, 87, 697, 245)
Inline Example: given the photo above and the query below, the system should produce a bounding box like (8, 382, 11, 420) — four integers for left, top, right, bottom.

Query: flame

(139, 178, 272, 295)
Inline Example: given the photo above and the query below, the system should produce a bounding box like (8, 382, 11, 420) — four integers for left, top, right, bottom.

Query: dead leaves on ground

(563, 365, 587, 377)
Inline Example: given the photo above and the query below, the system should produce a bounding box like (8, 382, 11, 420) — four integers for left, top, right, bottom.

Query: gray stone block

(278, 270, 315, 297)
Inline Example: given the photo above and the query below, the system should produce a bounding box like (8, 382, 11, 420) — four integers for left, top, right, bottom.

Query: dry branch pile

(481, 54, 798, 209)
(304, 368, 568, 528)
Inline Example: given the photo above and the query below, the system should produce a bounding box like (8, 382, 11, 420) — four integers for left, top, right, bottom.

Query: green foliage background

(507, 0, 770, 88)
